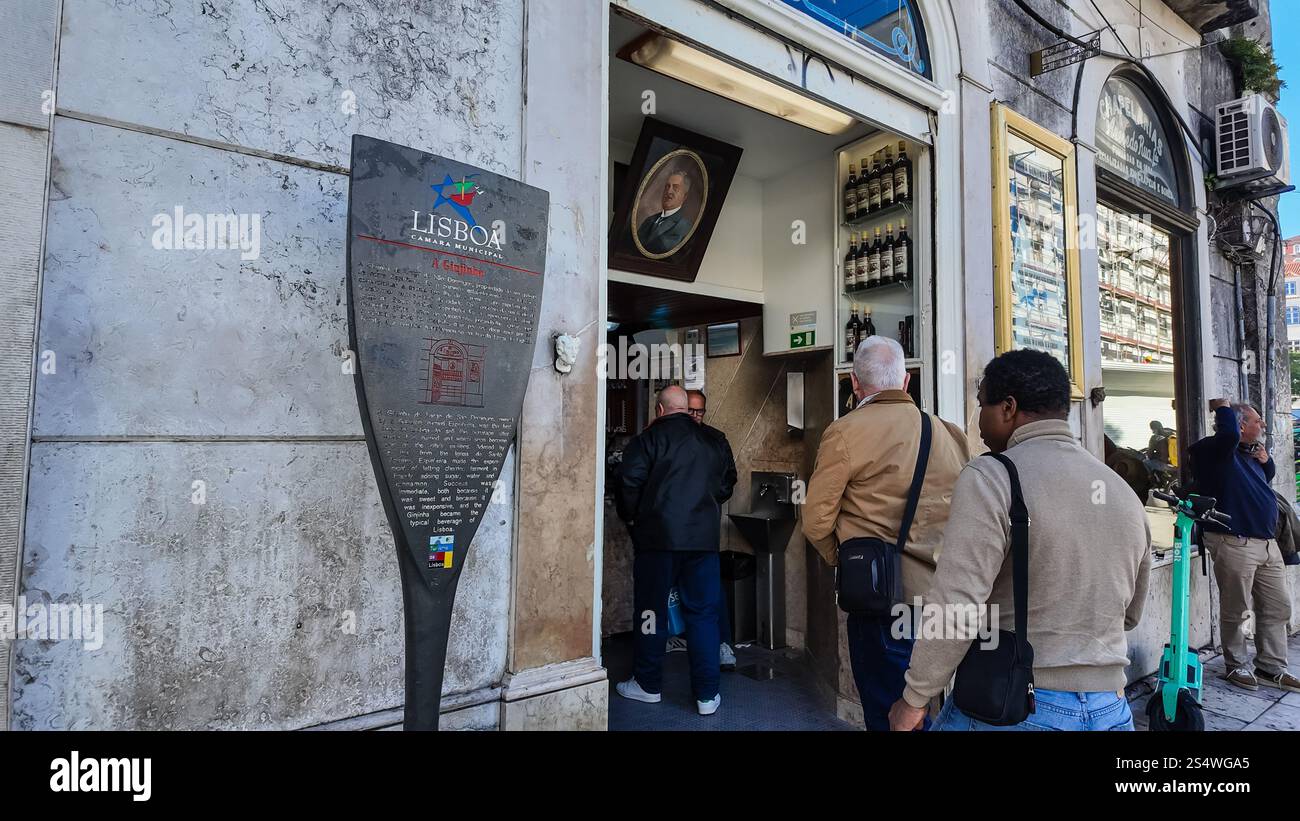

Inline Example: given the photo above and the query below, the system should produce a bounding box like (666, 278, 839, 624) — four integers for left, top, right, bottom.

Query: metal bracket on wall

(1090, 386, 1107, 408)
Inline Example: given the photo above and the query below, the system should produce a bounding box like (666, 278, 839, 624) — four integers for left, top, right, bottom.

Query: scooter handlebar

(1150, 490, 1232, 526)
(1208, 509, 1232, 526)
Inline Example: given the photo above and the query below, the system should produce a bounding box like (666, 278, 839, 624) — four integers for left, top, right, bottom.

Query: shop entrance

(599, 8, 937, 730)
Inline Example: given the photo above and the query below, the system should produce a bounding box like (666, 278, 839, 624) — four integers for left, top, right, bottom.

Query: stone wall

(12, 0, 525, 730)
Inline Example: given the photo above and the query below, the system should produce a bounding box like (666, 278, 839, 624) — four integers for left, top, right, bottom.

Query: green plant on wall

(1220, 37, 1286, 98)
(1291, 350, 1300, 398)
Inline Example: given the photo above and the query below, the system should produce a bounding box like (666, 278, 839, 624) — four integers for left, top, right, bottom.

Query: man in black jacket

(615, 385, 736, 715)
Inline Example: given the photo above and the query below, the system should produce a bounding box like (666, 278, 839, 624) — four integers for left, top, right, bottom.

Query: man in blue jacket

(1190, 399, 1299, 693)
(614, 385, 736, 715)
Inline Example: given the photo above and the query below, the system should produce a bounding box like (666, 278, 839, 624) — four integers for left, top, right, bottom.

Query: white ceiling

(608, 14, 875, 181)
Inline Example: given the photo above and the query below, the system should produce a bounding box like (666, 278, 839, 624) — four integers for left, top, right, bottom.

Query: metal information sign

(346, 135, 549, 730)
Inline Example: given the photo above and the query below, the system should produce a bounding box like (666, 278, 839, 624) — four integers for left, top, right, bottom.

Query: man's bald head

(656, 385, 689, 418)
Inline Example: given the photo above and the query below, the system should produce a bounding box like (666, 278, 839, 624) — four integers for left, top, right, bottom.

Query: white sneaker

(616, 678, 661, 703)
(697, 693, 721, 716)
(719, 642, 736, 671)
(665, 636, 688, 653)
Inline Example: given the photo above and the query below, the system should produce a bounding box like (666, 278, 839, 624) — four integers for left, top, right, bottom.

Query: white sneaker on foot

(697, 693, 721, 716)
(719, 642, 736, 671)
(616, 678, 661, 703)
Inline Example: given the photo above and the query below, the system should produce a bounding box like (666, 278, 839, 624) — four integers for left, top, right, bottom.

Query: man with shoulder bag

(889, 350, 1152, 731)
(802, 336, 970, 731)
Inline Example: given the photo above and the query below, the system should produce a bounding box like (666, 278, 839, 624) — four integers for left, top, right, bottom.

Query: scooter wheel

(1145, 690, 1204, 731)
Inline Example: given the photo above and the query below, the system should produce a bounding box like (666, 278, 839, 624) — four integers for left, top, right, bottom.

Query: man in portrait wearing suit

(636, 168, 695, 255)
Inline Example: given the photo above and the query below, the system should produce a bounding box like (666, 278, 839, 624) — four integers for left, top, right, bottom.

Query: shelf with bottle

(842, 198, 911, 229)
(843, 277, 912, 296)
(841, 139, 915, 228)
(838, 219, 915, 296)
(840, 302, 917, 366)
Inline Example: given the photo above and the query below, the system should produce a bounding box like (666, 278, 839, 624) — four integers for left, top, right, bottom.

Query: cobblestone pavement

(1126, 633, 1300, 730)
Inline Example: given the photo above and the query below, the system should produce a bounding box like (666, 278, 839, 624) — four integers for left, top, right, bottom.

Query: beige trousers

(1203, 532, 1292, 675)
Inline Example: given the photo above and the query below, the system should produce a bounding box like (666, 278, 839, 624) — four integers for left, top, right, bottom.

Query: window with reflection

(1098, 203, 1179, 554)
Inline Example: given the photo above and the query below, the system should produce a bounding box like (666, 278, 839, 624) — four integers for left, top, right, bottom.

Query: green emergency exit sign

(790, 330, 816, 349)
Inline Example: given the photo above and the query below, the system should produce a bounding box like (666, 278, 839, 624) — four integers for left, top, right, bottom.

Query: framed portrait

(609, 118, 743, 283)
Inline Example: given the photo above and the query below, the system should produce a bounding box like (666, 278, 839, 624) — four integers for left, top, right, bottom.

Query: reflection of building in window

(422, 338, 486, 408)
(1097, 205, 1173, 366)
(1008, 148, 1070, 368)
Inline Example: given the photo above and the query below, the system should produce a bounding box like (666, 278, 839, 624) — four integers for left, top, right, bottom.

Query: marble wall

(14, 0, 526, 730)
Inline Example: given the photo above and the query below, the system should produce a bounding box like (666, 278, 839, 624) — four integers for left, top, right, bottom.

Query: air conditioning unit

(1216, 92, 1291, 188)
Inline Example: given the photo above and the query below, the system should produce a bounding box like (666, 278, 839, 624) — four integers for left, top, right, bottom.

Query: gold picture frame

(991, 103, 1085, 400)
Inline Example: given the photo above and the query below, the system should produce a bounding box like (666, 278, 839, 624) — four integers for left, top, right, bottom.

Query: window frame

(991, 103, 1085, 400)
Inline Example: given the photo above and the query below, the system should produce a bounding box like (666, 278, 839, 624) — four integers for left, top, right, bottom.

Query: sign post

(346, 135, 549, 730)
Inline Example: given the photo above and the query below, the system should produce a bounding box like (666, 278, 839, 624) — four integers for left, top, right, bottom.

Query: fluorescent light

(620, 33, 856, 135)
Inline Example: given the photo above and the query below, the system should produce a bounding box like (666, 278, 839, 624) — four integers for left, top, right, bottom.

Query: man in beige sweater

(890, 349, 1151, 731)
(803, 335, 970, 730)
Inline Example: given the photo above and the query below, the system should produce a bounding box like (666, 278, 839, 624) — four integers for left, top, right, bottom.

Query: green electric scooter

(1145, 490, 1230, 731)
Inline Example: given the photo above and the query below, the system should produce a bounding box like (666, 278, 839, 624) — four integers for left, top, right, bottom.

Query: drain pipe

(1235, 261, 1248, 400)
(1254, 202, 1282, 453)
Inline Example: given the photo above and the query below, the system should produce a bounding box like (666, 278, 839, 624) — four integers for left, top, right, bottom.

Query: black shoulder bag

(835, 410, 931, 615)
(951, 452, 1036, 725)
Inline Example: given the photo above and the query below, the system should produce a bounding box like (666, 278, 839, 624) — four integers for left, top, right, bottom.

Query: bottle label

(881, 252, 893, 281)
(894, 249, 907, 278)
(894, 169, 908, 199)
(868, 180, 881, 211)
(868, 253, 880, 281)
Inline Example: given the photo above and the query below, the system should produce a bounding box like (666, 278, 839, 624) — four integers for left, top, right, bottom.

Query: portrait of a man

(636, 167, 696, 255)
(609, 118, 742, 283)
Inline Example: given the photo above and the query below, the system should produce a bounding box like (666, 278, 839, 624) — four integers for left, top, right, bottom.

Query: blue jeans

(933, 688, 1135, 731)
(846, 611, 928, 731)
(633, 551, 720, 701)
(677, 573, 732, 645)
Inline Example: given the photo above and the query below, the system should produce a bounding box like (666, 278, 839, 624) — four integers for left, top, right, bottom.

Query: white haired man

(802, 335, 970, 730)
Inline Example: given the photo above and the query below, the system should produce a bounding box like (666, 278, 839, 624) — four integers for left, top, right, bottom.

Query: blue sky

(1274, 11, 1300, 238)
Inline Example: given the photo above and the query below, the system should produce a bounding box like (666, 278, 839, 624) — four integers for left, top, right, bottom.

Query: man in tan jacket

(803, 335, 970, 730)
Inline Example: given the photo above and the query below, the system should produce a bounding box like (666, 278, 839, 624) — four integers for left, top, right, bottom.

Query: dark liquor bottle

(867, 151, 883, 213)
(894, 219, 912, 284)
(898, 321, 908, 358)
(893, 141, 912, 206)
(867, 227, 882, 288)
(844, 162, 858, 221)
(863, 307, 877, 340)
(880, 147, 895, 208)
(843, 232, 858, 292)
(855, 157, 871, 218)
(880, 223, 895, 285)
(845, 305, 862, 362)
